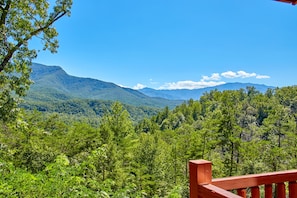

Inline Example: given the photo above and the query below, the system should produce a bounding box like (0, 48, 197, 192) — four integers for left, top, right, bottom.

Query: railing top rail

(189, 160, 297, 197)
(212, 169, 297, 190)
(198, 184, 242, 198)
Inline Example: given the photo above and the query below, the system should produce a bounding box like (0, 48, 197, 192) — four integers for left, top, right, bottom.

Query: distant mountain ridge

(138, 83, 275, 100)
(28, 63, 274, 107)
(27, 63, 182, 108)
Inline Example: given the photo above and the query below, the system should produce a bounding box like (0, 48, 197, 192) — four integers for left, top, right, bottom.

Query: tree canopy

(2, 1, 297, 197)
(0, 0, 72, 121)
(1, 86, 297, 197)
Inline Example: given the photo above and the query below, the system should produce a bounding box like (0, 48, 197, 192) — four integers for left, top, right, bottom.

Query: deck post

(189, 160, 212, 198)
(264, 184, 272, 198)
(251, 186, 260, 198)
(237, 189, 246, 197)
(289, 181, 297, 198)
(277, 183, 286, 198)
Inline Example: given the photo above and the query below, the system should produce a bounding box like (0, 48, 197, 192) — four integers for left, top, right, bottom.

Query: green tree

(98, 102, 137, 191)
(217, 91, 242, 176)
(132, 133, 158, 196)
(0, 0, 72, 121)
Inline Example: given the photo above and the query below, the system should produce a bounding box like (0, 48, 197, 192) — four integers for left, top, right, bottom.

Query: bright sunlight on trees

(0, 0, 72, 121)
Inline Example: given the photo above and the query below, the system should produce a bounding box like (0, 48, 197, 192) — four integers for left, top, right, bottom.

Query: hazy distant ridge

(28, 63, 274, 106)
(139, 83, 274, 100)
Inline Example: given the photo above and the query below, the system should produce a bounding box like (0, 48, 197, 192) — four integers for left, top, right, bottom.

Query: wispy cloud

(237, 71, 257, 78)
(134, 70, 270, 90)
(221, 70, 267, 79)
(256, 75, 270, 79)
(221, 71, 238, 78)
(202, 73, 221, 81)
(158, 80, 226, 90)
(133, 83, 146, 90)
(149, 78, 159, 85)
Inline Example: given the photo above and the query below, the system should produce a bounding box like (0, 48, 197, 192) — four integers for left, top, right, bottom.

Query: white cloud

(221, 70, 264, 79)
(145, 70, 270, 90)
(202, 73, 221, 81)
(256, 75, 270, 79)
(237, 71, 257, 78)
(133, 83, 146, 90)
(221, 71, 238, 78)
(158, 80, 226, 90)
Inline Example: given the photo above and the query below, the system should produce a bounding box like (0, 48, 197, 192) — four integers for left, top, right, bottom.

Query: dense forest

(1, 86, 297, 197)
(20, 98, 161, 124)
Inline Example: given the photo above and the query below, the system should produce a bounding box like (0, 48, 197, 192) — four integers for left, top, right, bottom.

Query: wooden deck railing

(189, 160, 297, 198)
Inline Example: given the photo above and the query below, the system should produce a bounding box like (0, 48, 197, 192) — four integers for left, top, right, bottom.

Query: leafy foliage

(21, 98, 160, 123)
(0, 0, 72, 121)
(1, 86, 297, 197)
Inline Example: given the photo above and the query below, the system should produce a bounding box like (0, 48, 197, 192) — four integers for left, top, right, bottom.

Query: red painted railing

(189, 160, 297, 198)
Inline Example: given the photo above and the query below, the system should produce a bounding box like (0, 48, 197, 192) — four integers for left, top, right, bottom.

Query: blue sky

(32, 0, 297, 90)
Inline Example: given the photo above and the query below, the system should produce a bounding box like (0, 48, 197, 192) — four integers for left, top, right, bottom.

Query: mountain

(27, 63, 274, 108)
(26, 63, 183, 108)
(139, 83, 275, 100)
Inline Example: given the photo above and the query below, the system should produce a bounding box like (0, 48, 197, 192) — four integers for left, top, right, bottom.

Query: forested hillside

(26, 63, 183, 109)
(1, 85, 297, 197)
(21, 99, 160, 123)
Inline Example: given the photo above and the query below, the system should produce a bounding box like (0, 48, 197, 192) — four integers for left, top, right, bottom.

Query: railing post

(276, 183, 286, 198)
(251, 186, 260, 198)
(237, 189, 246, 198)
(265, 184, 272, 198)
(189, 160, 212, 198)
(289, 181, 297, 198)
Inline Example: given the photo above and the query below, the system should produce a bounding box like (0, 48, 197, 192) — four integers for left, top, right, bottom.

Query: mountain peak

(27, 63, 182, 108)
